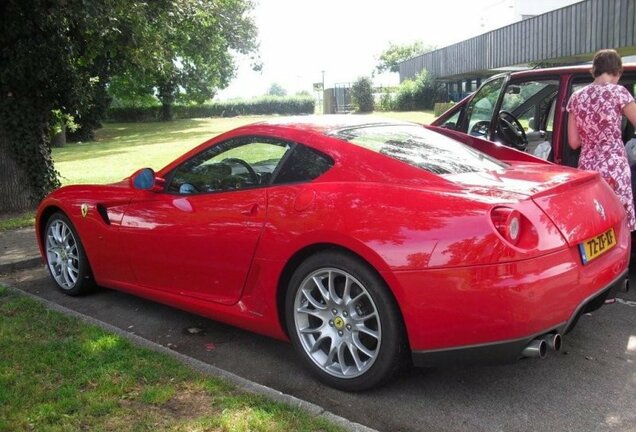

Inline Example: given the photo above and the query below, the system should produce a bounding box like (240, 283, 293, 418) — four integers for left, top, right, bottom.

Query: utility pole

(321, 70, 325, 114)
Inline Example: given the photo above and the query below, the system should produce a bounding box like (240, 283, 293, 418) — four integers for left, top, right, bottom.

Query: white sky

(217, 0, 582, 100)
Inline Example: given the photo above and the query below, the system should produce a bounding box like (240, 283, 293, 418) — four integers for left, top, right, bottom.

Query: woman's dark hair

(592, 49, 623, 77)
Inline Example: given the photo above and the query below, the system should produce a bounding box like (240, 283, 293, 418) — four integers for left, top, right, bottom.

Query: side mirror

(130, 168, 165, 192)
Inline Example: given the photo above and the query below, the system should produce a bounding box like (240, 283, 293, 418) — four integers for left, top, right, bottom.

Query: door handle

(241, 203, 258, 216)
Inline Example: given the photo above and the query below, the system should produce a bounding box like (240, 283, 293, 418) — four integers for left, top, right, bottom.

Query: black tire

(43, 212, 96, 296)
(285, 250, 407, 391)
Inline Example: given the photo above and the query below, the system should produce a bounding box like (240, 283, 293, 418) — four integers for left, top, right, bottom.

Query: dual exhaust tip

(522, 333, 562, 359)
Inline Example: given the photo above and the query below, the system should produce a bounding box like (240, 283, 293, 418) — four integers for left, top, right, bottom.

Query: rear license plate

(579, 228, 616, 265)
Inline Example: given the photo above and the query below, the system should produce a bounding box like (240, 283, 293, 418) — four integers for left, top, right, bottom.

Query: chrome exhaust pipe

(542, 333, 562, 352)
(522, 339, 547, 359)
(606, 278, 629, 304)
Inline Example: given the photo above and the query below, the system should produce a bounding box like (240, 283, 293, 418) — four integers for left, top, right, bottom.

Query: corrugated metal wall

(399, 0, 636, 80)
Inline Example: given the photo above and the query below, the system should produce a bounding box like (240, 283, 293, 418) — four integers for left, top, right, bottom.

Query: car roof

(253, 115, 418, 135)
(505, 63, 636, 80)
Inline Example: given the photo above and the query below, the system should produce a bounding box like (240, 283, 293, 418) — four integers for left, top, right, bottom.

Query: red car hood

(444, 162, 625, 246)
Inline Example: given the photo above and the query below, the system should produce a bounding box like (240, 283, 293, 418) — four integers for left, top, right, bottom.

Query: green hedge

(106, 96, 315, 122)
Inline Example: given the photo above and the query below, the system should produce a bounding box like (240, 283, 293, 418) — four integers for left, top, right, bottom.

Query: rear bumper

(385, 224, 630, 361)
(411, 270, 628, 367)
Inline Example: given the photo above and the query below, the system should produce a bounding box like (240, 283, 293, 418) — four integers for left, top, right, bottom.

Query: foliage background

(0, 0, 258, 213)
(351, 77, 375, 113)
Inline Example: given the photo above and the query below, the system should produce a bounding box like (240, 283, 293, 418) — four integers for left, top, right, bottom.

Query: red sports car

(36, 116, 629, 391)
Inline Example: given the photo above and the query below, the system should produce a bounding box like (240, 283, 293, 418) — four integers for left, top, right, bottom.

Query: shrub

(351, 77, 374, 113)
(376, 89, 397, 112)
(106, 96, 315, 122)
(394, 69, 446, 111)
(395, 79, 419, 111)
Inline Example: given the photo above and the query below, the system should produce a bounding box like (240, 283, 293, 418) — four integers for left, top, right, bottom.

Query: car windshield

(332, 124, 507, 174)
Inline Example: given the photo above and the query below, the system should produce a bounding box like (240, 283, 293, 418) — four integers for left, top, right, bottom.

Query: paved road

(2, 266, 635, 432)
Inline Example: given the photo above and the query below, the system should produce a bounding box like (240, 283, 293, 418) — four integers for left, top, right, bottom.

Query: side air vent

(96, 204, 111, 225)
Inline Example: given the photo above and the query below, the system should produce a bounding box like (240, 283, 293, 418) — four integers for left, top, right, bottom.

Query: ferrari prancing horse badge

(81, 203, 89, 218)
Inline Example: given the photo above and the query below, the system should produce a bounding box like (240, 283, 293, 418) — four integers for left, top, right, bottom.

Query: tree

(267, 83, 287, 97)
(0, 0, 167, 212)
(0, 0, 121, 212)
(375, 41, 435, 75)
(0, 0, 258, 213)
(62, 1, 172, 141)
(110, 0, 258, 121)
(351, 77, 375, 113)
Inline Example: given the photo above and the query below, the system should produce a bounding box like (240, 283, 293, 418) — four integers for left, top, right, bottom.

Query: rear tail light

(491, 207, 522, 245)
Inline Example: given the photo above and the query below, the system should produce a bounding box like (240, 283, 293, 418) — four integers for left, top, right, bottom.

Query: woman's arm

(624, 101, 636, 127)
(567, 113, 581, 150)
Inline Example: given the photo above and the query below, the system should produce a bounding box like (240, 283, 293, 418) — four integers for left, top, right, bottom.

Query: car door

(494, 78, 561, 159)
(120, 136, 292, 305)
(455, 75, 508, 140)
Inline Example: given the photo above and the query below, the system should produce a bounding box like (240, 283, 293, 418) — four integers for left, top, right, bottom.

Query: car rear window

(331, 125, 506, 174)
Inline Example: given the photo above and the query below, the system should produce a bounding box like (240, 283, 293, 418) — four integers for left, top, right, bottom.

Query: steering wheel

(469, 120, 490, 138)
(222, 158, 258, 183)
(179, 182, 198, 194)
(497, 111, 528, 151)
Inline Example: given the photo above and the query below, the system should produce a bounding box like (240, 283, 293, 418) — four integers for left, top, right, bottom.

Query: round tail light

(491, 207, 522, 245)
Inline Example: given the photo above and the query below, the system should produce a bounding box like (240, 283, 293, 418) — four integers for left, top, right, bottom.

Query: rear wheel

(44, 212, 95, 295)
(285, 251, 406, 391)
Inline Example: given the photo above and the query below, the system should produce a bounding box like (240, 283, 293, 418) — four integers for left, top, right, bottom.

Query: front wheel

(44, 212, 95, 296)
(285, 251, 406, 391)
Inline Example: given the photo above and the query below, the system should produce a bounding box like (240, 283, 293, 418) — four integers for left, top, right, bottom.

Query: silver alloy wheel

(293, 267, 381, 379)
(46, 219, 80, 290)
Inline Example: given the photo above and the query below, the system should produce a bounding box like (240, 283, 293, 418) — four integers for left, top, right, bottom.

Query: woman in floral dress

(567, 49, 636, 230)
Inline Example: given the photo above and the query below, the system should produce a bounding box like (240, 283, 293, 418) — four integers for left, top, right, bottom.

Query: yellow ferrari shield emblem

(81, 204, 89, 218)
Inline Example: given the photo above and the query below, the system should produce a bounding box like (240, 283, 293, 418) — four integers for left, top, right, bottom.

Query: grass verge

(0, 212, 35, 232)
(0, 287, 342, 432)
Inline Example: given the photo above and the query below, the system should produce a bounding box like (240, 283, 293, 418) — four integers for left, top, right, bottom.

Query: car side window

(498, 79, 559, 160)
(460, 77, 505, 138)
(166, 137, 291, 194)
(440, 109, 461, 130)
(272, 144, 333, 184)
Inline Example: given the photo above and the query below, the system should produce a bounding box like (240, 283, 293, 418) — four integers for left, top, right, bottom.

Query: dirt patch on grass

(113, 386, 219, 429)
(162, 388, 217, 419)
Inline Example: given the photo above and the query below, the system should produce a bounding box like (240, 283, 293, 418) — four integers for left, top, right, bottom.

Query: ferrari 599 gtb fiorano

(37, 116, 630, 391)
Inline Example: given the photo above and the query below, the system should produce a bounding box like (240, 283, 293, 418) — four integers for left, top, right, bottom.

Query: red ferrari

(36, 116, 630, 391)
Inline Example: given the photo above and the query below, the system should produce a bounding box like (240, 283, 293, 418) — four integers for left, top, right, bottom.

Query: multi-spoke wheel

(44, 212, 94, 295)
(286, 251, 406, 391)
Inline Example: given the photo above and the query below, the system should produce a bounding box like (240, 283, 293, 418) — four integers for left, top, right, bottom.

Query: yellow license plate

(579, 228, 616, 265)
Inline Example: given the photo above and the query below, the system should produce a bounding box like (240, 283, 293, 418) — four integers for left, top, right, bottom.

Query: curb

(1, 284, 378, 432)
(0, 257, 42, 274)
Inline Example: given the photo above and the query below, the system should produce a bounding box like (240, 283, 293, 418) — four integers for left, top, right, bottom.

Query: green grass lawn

(0, 286, 342, 432)
(53, 111, 435, 186)
(0, 212, 35, 232)
(53, 116, 275, 185)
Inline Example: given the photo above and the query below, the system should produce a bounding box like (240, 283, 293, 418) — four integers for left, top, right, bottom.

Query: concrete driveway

(2, 265, 635, 432)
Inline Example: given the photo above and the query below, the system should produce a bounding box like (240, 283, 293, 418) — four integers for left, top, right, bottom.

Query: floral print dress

(567, 83, 636, 230)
